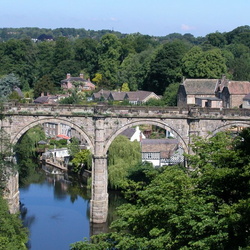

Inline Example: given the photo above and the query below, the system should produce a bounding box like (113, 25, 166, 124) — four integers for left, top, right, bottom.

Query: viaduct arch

(1, 103, 250, 223)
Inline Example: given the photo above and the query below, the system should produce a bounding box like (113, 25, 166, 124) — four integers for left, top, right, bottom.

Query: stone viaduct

(1, 103, 250, 223)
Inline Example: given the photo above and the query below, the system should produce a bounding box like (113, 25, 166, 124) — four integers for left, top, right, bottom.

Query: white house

(141, 138, 184, 167)
(120, 126, 145, 142)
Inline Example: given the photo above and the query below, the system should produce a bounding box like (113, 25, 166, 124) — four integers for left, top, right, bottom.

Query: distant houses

(61, 73, 96, 91)
(177, 76, 250, 109)
(92, 89, 160, 105)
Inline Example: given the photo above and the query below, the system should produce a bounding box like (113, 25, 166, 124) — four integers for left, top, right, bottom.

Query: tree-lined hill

(0, 25, 249, 101)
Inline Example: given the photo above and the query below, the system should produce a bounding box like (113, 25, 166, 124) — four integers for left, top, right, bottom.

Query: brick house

(61, 73, 95, 91)
(220, 80, 250, 108)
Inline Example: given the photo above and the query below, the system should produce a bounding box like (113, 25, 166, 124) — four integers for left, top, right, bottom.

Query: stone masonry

(1, 103, 250, 222)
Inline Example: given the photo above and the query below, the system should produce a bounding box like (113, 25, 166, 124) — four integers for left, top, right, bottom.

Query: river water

(20, 171, 123, 250)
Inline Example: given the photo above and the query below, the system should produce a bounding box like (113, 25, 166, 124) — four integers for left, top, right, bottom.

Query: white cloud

(181, 24, 196, 31)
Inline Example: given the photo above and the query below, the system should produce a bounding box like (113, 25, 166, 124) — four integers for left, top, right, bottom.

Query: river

(20, 170, 124, 250)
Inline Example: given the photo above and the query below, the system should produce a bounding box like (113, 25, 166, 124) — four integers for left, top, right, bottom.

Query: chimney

(67, 73, 71, 79)
(80, 73, 84, 79)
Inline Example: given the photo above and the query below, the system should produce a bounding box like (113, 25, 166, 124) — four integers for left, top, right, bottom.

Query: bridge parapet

(2, 103, 250, 119)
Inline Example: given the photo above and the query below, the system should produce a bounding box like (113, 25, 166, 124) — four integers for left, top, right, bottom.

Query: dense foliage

(108, 135, 142, 190)
(0, 25, 249, 101)
(0, 196, 28, 250)
(71, 129, 250, 249)
(15, 126, 46, 184)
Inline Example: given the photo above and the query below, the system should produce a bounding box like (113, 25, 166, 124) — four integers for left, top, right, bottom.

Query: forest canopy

(0, 25, 249, 97)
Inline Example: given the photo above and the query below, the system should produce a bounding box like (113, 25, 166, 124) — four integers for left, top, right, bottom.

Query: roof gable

(226, 81, 250, 95)
(182, 79, 218, 95)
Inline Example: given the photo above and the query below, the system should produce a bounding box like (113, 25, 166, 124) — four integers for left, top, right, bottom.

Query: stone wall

(3, 170, 19, 214)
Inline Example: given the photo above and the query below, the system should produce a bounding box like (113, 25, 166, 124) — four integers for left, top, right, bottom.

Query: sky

(1, 0, 249, 37)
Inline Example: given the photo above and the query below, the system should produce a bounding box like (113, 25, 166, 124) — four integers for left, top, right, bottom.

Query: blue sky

(1, 0, 249, 37)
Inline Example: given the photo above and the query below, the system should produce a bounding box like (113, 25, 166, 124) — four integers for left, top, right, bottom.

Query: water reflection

(20, 171, 91, 250)
(20, 169, 126, 249)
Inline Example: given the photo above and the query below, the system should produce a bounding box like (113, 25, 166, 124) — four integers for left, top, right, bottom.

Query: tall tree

(182, 47, 227, 78)
(97, 34, 122, 89)
(145, 40, 188, 95)
(33, 74, 56, 98)
(0, 73, 21, 101)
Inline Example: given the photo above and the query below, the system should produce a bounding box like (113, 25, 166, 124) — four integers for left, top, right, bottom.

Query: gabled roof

(92, 89, 111, 100)
(182, 79, 218, 95)
(141, 138, 179, 158)
(225, 81, 250, 95)
(108, 92, 127, 101)
(34, 95, 58, 104)
(125, 91, 159, 101)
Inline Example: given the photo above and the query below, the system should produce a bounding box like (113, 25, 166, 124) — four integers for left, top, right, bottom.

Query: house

(220, 80, 250, 108)
(34, 94, 58, 104)
(141, 138, 184, 167)
(177, 78, 218, 107)
(61, 73, 95, 91)
(107, 91, 127, 102)
(92, 89, 112, 101)
(120, 126, 146, 142)
(195, 97, 222, 108)
(124, 91, 160, 104)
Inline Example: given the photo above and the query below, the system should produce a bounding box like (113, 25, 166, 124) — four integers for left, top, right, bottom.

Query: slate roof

(125, 91, 159, 101)
(182, 79, 218, 95)
(120, 127, 136, 139)
(34, 95, 57, 104)
(92, 89, 111, 100)
(141, 139, 179, 158)
(225, 81, 250, 95)
(108, 92, 127, 101)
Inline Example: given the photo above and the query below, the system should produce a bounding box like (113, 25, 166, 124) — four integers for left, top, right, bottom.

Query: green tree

(33, 74, 56, 98)
(206, 32, 227, 48)
(162, 82, 180, 106)
(0, 74, 21, 101)
(74, 38, 98, 78)
(108, 135, 141, 190)
(182, 47, 227, 78)
(67, 137, 80, 158)
(97, 34, 122, 89)
(15, 126, 46, 182)
(72, 130, 250, 249)
(0, 196, 28, 250)
(145, 40, 188, 95)
(71, 149, 92, 173)
(35, 41, 55, 79)
(121, 82, 130, 92)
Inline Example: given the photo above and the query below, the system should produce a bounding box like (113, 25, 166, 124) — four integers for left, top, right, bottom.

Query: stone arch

(11, 117, 94, 153)
(104, 119, 188, 155)
(208, 121, 250, 138)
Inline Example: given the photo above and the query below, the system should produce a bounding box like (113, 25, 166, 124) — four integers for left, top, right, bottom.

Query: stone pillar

(188, 118, 200, 153)
(3, 170, 20, 214)
(90, 118, 108, 223)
